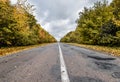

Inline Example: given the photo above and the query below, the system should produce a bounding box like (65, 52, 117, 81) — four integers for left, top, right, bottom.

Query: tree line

(61, 0, 120, 46)
(0, 0, 56, 47)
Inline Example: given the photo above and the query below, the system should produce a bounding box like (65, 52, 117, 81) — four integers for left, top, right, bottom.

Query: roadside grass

(68, 43, 120, 57)
(0, 43, 49, 57)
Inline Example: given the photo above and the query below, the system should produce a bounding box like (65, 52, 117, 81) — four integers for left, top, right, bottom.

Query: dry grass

(68, 43, 120, 57)
(0, 43, 49, 57)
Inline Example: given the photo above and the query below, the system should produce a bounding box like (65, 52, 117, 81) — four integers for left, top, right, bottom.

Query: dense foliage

(61, 0, 120, 46)
(0, 0, 56, 47)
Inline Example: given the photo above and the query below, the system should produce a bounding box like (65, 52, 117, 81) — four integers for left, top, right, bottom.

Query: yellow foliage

(13, 7, 29, 30)
(69, 43, 120, 57)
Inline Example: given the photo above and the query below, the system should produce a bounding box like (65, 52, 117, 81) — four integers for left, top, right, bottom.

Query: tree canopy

(60, 0, 120, 46)
(0, 0, 56, 47)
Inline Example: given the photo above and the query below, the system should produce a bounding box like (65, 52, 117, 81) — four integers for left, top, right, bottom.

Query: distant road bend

(0, 43, 120, 82)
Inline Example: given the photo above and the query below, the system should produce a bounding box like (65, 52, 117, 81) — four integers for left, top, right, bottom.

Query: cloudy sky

(11, 0, 112, 41)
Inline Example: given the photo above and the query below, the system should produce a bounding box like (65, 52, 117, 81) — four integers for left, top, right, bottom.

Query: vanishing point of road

(0, 43, 120, 82)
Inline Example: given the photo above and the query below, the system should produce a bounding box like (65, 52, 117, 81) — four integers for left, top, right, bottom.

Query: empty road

(0, 43, 120, 82)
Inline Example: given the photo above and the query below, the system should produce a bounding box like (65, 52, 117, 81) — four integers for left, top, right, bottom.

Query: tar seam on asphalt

(58, 43, 70, 82)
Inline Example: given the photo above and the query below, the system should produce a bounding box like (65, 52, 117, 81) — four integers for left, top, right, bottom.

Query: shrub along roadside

(68, 43, 120, 57)
(0, 43, 50, 57)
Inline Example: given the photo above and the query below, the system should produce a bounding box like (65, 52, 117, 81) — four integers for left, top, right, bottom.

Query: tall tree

(61, 0, 120, 46)
(0, 0, 56, 47)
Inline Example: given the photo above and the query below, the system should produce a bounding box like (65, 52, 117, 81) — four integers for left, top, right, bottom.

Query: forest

(0, 0, 56, 47)
(61, 0, 120, 47)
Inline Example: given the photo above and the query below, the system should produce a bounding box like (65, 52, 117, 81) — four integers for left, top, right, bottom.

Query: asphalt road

(0, 43, 120, 82)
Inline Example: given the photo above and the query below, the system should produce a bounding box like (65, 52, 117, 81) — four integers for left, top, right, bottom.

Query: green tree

(61, 0, 120, 46)
(0, 0, 56, 47)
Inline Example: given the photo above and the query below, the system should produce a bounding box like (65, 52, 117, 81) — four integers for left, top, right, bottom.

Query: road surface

(0, 43, 120, 82)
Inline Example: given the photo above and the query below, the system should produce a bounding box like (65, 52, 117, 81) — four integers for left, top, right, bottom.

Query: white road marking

(58, 43, 70, 82)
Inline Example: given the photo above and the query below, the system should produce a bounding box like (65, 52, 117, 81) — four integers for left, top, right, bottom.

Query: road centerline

(58, 43, 70, 82)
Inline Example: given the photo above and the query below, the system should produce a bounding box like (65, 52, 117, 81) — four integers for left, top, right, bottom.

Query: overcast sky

(11, 0, 112, 41)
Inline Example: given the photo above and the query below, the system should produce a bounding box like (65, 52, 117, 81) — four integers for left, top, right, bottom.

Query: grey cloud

(27, 0, 112, 40)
